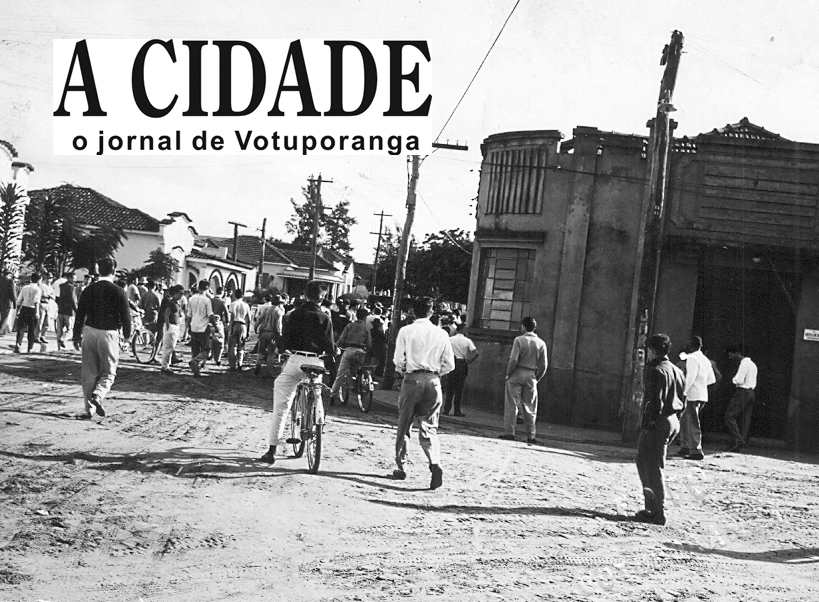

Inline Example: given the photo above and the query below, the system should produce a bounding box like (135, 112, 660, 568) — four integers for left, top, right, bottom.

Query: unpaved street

(1, 350, 818, 602)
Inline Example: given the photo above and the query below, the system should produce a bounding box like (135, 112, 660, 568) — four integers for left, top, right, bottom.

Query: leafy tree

(286, 185, 358, 253)
(24, 188, 125, 274)
(0, 183, 27, 273)
(130, 248, 180, 285)
(406, 229, 473, 303)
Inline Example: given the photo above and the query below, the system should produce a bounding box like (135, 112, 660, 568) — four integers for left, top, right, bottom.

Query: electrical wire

(433, 0, 522, 144)
(416, 192, 472, 255)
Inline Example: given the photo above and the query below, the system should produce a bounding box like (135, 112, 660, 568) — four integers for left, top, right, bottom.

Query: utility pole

(622, 30, 684, 442)
(307, 173, 333, 281)
(370, 211, 392, 294)
(228, 221, 247, 262)
(256, 218, 267, 290)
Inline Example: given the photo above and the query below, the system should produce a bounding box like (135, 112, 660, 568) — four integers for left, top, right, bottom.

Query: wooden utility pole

(256, 218, 267, 290)
(228, 221, 247, 262)
(307, 174, 333, 281)
(370, 211, 392, 294)
(622, 30, 684, 442)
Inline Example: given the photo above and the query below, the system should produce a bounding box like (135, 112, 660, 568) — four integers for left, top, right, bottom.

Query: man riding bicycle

(329, 307, 372, 405)
(258, 281, 335, 464)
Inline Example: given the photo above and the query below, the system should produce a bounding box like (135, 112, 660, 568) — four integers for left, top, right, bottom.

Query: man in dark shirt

(0, 268, 16, 333)
(634, 333, 685, 525)
(56, 272, 77, 349)
(72, 257, 132, 419)
(259, 280, 335, 464)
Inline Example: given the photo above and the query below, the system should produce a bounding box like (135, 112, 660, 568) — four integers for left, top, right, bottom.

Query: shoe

(254, 363, 261, 376)
(189, 359, 201, 377)
(75, 412, 92, 420)
(236, 365, 243, 372)
(12, 345, 20, 354)
(258, 450, 276, 464)
(454, 412, 466, 417)
(675, 448, 690, 457)
(171, 358, 183, 365)
(39, 337, 47, 344)
(498, 434, 516, 441)
(89, 394, 106, 417)
(634, 509, 666, 525)
(392, 469, 407, 480)
(215, 361, 222, 367)
(527, 438, 539, 445)
(429, 464, 443, 490)
(160, 368, 174, 375)
(685, 453, 704, 460)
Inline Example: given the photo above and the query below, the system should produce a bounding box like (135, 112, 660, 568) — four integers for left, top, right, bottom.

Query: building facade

(466, 119, 819, 452)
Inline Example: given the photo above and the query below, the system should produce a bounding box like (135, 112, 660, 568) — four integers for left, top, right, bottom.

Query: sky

(2, 0, 819, 264)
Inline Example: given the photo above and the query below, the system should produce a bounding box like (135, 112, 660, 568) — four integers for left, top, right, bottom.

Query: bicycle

(288, 361, 329, 474)
(127, 312, 161, 364)
(341, 349, 376, 413)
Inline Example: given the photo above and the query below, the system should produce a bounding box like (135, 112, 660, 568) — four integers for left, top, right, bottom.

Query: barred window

(484, 148, 547, 214)
(474, 248, 534, 330)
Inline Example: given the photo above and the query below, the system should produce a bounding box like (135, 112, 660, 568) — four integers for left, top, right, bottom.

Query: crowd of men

(0, 261, 761, 521)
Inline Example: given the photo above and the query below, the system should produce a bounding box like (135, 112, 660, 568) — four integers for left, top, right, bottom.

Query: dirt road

(1, 350, 818, 602)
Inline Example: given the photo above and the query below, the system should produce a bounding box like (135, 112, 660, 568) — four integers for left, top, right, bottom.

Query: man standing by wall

(634, 333, 685, 525)
(0, 268, 16, 334)
(55, 273, 77, 350)
(392, 296, 454, 490)
(443, 323, 478, 417)
(500, 317, 548, 444)
(72, 257, 132, 419)
(259, 281, 335, 464)
(187, 280, 213, 377)
(14, 273, 41, 353)
(724, 344, 758, 452)
(677, 335, 715, 460)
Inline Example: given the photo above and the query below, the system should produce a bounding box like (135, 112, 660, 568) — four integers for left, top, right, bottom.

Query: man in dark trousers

(73, 257, 132, 419)
(55, 272, 77, 349)
(443, 323, 478, 417)
(724, 344, 758, 452)
(258, 281, 335, 464)
(635, 333, 685, 525)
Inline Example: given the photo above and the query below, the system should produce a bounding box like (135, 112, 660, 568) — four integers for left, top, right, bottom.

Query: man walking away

(724, 344, 758, 452)
(329, 307, 372, 404)
(72, 257, 132, 419)
(254, 294, 284, 375)
(392, 297, 454, 490)
(634, 333, 685, 525)
(228, 289, 251, 371)
(443, 323, 478, 417)
(258, 281, 335, 464)
(187, 280, 213, 377)
(14, 273, 42, 353)
(160, 285, 184, 374)
(500, 317, 547, 444)
(677, 336, 715, 460)
(56, 273, 77, 350)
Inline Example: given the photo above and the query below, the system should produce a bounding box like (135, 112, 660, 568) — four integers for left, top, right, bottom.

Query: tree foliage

(0, 183, 27, 273)
(128, 248, 181, 284)
(285, 184, 357, 253)
(23, 190, 125, 274)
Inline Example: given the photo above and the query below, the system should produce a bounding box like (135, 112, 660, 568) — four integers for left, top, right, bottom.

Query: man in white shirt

(392, 296, 455, 490)
(187, 280, 214, 376)
(724, 344, 758, 452)
(443, 323, 478, 417)
(15, 273, 42, 353)
(677, 336, 716, 460)
(228, 290, 251, 371)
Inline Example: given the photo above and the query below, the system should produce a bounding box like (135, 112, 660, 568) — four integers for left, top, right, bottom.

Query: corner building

(465, 119, 819, 452)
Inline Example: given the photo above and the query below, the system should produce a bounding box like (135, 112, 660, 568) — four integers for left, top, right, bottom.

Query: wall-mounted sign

(804, 329, 819, 342)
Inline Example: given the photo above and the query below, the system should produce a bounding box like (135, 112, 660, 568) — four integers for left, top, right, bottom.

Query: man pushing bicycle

(258, 281, 335, 464)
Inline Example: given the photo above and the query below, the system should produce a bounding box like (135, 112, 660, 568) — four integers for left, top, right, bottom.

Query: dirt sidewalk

(1, 348, 817, 602)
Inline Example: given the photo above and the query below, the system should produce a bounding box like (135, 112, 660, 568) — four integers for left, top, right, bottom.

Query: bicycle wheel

(290, 387, 306, 458)
(131, 328, 157, 364)
(305, 388, 322, 473)
(359, 369, 374, 413)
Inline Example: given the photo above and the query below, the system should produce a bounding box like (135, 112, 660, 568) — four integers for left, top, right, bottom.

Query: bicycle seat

(301, 364, 326, 376)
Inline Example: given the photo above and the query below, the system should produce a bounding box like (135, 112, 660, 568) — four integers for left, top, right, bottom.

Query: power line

(416, 192, 472, 255)
(433, 0, 522, 143)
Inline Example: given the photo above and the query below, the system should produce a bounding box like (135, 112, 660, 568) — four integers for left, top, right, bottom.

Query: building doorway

(692, 257, 799, 440)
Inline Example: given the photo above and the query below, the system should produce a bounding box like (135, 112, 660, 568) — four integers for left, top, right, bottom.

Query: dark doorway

(692, 258, 799, 440)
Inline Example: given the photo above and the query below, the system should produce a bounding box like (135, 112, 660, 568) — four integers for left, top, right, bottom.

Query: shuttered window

(474, 248, 534, 330)
(484, 148, 547, 214)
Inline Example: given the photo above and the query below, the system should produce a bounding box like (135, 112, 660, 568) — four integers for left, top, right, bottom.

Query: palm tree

(0, 183, 28, 274)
